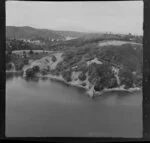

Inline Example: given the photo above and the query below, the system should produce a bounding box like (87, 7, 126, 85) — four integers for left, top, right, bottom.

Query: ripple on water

(96, 90, 142, 107)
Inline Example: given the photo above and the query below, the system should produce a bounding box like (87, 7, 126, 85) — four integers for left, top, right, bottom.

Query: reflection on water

(23, 76, 40, 83)
(6, 73, 142, 137)
(6, 72, 22, 81)
(98, 91, 142, 107)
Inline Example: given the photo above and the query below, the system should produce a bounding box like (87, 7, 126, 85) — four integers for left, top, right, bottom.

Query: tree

(23, 58, 29, 65)
(119, 68, 133, 89)
(62, 70, 72, 82)
(81, 82, 86, 86)
(15, 63, 24, 71)
(51, 55, 57, 62)
(41, 68, 49, 75)
(94, 81, 104, 91)
(77, 61, 88, 71)
(32, 66, 40, 73)
(6, 50, 12, 63)
(25, 68, 35, 77)
(108, 78, 118, 88)
(89, 64, 118, 91)
(78, 72, 86, 81)
(132, 74, 142, 87)
(29, 50, 33, 55)
(6, 63, 13, 70)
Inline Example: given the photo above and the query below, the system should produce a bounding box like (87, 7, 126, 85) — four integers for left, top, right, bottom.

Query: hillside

(6, 26, 90, 41)
(54, 30, 87, 39)
(6, 26, 143, 97)
(6, 26, 65, 41)
(6, 41, 142, 97)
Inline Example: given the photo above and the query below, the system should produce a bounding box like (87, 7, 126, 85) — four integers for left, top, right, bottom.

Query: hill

(54, 30, 87, 39)
(6, 26, 143, 97)
(6, 26, 65, 41)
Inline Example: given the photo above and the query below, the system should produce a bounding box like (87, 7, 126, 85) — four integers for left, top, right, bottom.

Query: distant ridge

(6, 26, 65, 40)
(6, 26, 143, 45)
(6, 26, 90, 40)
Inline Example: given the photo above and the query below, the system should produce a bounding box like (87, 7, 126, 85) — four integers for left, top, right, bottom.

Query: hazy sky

(6, 1, 143, 35)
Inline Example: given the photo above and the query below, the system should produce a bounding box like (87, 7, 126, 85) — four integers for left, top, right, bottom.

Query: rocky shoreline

(6, 47, 142, 98)
(25, 72, 142, 98)
(6, 68, 142, 98)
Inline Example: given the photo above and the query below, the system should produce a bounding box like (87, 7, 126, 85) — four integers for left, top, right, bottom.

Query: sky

(6, 1, 143, 35)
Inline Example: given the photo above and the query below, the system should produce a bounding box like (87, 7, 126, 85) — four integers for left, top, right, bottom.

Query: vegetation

(6, 49, 12, 64)
(78, 72, 86, 81)
(119, 68, 134, 89)
(6, 26, 143, 93)
(51, 55, 57, 62)
(26, 68, 35, 77)
(88, 64, 118, 91)
(29, 50, 34, 55)
(25, 66, 40, 77)
(32, 66, 40, 73)
(6, 63, 13, 70)
(62, 70, 72, 82)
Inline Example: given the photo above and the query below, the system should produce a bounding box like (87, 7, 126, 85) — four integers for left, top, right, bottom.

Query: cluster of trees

(6, 49, 12, 64)
(41, 67, 50, 75)
(24, 52, 142, 90)
(11, 52, 29, 71)
(78, 72, 86, 81)
(6, 48, 31, 71)
(6, 39, 31, 50)
(97, 44, 143, 72)
(6, 63, 13, 70)
(6, 33, 142, 91)
(62, 70, 72, 82)
(119, 68, 142, 88)
(51, 55, 57, 62)
(88, 63, 142, 91)
(6, 39, 46, 51)
(25, 66, 40, 77)
(50, 33, 142, 50)
(53, 41, 142, 90)
(53, 49, 89, 82)
(88, 63, 118, 91)
(119, 69, 133, 89)
(6, 38, 67, 52)
(6, 31, 143, 55)
(6, 48, 53, 72)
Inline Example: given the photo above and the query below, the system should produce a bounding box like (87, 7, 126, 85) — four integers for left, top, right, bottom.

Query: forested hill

(6, 26, 143, 96)
(6, 26, 65, 41)
(6, 26, 143, 44)
(6, 26, 88, 41)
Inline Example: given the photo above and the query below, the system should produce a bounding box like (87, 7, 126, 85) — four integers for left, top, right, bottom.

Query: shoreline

(29, 73, 142, 97)
(6, 71, 142, 97)
(6, 70, 23, 73)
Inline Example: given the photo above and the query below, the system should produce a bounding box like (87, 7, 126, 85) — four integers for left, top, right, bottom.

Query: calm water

(6, 73, 143, 137)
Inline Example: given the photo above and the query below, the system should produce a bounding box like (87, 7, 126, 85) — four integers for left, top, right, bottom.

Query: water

(6, 73, 143, 137)
(98, 40, 142, 46)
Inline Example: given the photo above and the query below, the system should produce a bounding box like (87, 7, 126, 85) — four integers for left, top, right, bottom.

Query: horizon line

(6, 25, 143, 36)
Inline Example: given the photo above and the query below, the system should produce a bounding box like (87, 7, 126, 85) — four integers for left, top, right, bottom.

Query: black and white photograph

(5, 1, 143, 138)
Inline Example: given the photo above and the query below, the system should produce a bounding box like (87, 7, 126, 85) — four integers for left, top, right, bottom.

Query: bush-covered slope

(14, 40, 142, 97)
(6, 26, 143, 97)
